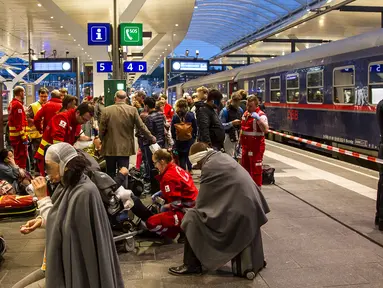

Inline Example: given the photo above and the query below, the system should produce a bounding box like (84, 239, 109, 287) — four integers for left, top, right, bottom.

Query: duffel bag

(262, 165, 275, 185)
(0, 195, 36, 217)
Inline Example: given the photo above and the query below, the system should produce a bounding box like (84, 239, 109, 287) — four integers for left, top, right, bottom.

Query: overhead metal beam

(34, 73, 50, 85)
(338, 5, 383, 12)
(338, 5, 383, 27)
(225, 54, 276, 58)
(263, 38, 331, 43)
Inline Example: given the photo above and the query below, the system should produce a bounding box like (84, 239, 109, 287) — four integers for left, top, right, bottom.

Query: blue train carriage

(182, 68, 241, 97)
(232, 29, 383, 155)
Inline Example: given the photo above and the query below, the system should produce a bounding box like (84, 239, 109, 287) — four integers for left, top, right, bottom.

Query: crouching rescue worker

(169, 142, 270, 276)
(240, 95, 269, 187)
(130, 149, 198, 241)
(35, 103, 93, 175)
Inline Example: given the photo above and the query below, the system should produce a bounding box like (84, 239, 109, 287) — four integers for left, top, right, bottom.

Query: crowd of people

(1, 85, 271, 287)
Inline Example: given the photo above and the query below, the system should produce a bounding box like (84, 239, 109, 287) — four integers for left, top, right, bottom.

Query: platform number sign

(120, 23, 143, 46)
(97, 61, 113, 73)
(88, 23, 111, 45)
(123, 61, 147, 73)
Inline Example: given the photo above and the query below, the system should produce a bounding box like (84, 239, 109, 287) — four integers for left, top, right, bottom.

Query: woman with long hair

(171, 99, 197, 171)
(59, 95, 78, 113)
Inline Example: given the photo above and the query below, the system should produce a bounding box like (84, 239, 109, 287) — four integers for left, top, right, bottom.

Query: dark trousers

(377, 143, 383, 221)
(105, 156, 130, 178)
(178, 151, 192, 171)
(130, 195, 154, 221)
(28, 138, 41, 172)
(183, 237, 201, 268)
(142, 146, 155, 181)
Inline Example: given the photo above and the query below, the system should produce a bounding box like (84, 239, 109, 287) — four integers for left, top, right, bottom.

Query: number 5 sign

(120, 23, 143, 46)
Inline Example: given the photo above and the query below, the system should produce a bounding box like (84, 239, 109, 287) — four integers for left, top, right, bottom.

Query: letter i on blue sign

(88, 23, 111, 45)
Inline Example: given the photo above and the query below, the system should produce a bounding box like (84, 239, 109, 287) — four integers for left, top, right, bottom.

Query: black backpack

(262, 165, 275, 185)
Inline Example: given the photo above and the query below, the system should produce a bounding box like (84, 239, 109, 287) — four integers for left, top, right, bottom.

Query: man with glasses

(34, 103, 94, 175)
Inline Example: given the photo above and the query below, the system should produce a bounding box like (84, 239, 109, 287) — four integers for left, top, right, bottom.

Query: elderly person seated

(169, 142, 270, 276)
(0, 149, 31, 195)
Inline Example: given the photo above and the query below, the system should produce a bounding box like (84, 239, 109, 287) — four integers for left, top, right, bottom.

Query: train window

(307, 70, 324, 103)
(286, 74, 299, 103)
(256, 79, 265, 102)
(270, 76, 281, 102)
(368, 62, 383, 104)
(333, 66, 355, 104)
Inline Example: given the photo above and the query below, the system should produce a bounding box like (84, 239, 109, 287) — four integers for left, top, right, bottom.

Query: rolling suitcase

(231, 228, 267, 280)
(0, 195, 36, 217)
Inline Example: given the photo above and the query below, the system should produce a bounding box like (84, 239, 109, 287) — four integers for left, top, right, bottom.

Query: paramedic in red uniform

(240, 95, 269, 187)
(34, 90, 62, 134)
(8, 86, 28, 169)
(159, 94, 174, 123)
(130, 149, 198, 241)
(34, 103, 94, 175)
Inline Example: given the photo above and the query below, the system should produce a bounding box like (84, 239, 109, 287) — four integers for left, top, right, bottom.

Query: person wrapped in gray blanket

(15, 143, 124, 288)
(169, 142, 270, 276)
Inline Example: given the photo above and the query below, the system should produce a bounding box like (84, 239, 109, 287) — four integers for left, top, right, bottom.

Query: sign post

(120, 23, 143, 46)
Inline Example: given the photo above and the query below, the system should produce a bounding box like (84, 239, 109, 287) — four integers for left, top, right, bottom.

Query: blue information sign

(97, 61, 113, 73)
(88, 23, 111, 46)
(123, 61, 147, 73)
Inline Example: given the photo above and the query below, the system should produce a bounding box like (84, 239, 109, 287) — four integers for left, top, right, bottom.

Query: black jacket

(197, 103, 225, 150)
(145, 110, 165, 147)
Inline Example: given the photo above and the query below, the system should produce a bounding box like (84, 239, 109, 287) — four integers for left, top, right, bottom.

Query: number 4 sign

(123, 61, 147, 73)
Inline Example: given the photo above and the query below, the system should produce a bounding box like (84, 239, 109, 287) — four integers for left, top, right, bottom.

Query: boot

(168, 264, 202, 276)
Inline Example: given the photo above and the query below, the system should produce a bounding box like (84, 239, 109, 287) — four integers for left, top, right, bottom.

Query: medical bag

(262, 165, 275, 185)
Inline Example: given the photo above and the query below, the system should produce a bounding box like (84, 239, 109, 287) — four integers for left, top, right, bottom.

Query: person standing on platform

(219, 92, 243, 158)
(134, 90, 146, 115)
(190, 86, 208, 118)
(34, 90, 63, 134)
(376, 99, 383, 231)
(35, 103, 94, 175)
(8, 86, 28, 169)
(196, 89, 225, 151)
(238, 89, 248, 112)
(99, 90, 156, 178)
(159, 94, 174, 124)
(59, 87, 68, 100)
(240, 95, 269, 187)
(27, 87, 49, 173)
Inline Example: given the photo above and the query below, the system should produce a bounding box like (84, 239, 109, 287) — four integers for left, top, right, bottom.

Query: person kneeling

(169, 142, 270, 276)
(131, 149, 198, 240)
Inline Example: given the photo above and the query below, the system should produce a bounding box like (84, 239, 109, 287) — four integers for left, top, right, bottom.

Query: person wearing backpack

(171, 99, 197, 171)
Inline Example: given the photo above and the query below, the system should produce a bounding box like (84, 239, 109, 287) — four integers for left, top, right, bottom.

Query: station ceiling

(209, 0, 383, 65)
(0, 0, 194, 79)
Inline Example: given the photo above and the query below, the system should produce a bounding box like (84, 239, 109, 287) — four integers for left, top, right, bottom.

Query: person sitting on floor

(168, 142, 270, 276)
(0, 149, 31, 195)
(130, 149, 198, 242)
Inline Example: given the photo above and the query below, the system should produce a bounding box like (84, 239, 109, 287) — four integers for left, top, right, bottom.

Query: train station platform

(1, 142, 383, 288)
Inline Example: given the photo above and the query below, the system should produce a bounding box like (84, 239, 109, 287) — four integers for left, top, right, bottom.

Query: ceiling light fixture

(74, 39, 76, 41)
(175, 24, 179, 27)
(60, 26, 63, 28)
(194, 6, 198, 9)
(50, 16, 54, 19)
(173, 33, 176, 36)
(37, 3, 42, 7)
(68, 33, 71, 36)
(168, 44, 171, 47)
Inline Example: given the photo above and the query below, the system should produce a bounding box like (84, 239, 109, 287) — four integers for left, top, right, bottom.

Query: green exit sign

(120, 23, 143, 46)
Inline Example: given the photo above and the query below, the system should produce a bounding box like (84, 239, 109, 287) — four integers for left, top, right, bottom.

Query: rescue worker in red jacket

(130, 149, 198, 241)
(34, 90, 62, 134)
(240, 95, 269, 187)
(150, 149, 197, 239)
(159, 94, 174, 123)
(34, 103, 94, 175)
(27, 87, 49, 173)
(8, 86, 28, 169)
